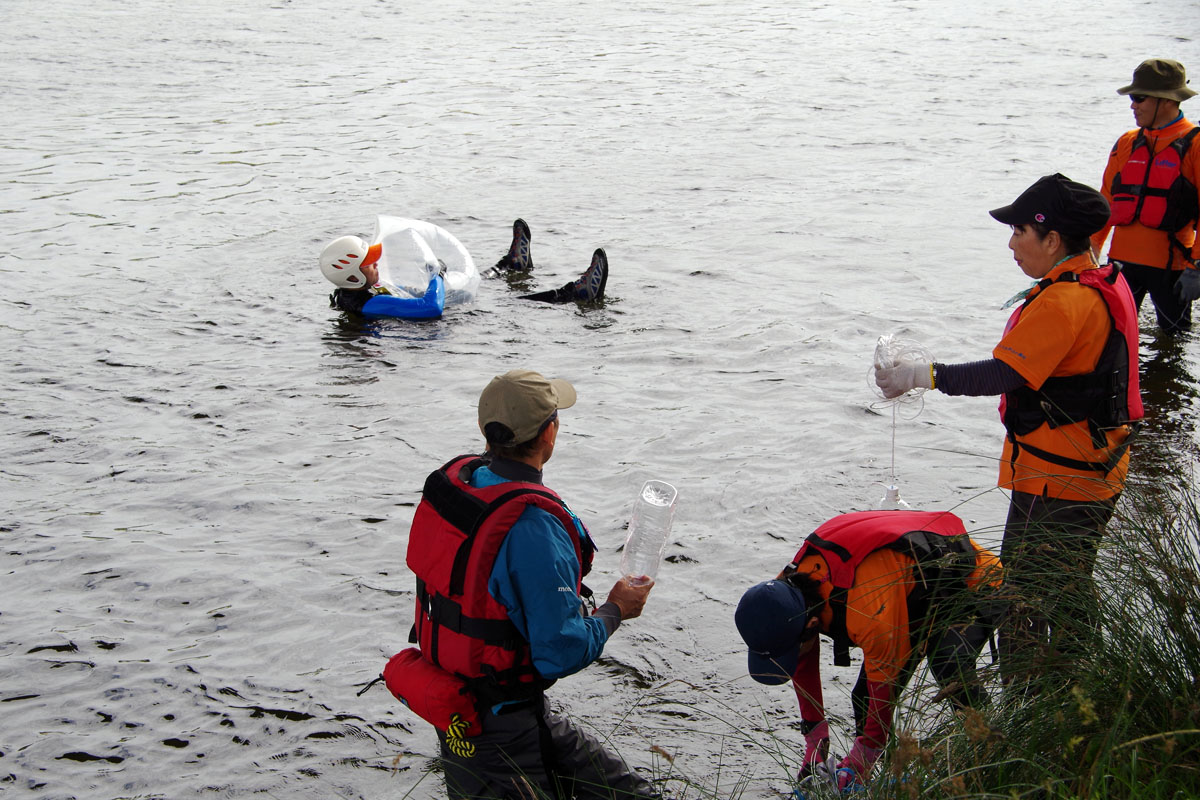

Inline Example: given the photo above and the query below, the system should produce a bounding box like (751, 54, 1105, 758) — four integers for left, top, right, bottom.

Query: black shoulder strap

(828, 587, 852, 667)
(422, 460, 489, 536)
(419, 459, 571, 597)
(1174, 125, 1200, 155)
(804, 534, 855, 666)
(805, 533, 853, 563)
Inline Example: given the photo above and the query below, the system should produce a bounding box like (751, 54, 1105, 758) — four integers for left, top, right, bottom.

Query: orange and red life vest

(786, 510, 974, 667)
(1108, 126, 1199, 233)
(998, 264, 1143, 473)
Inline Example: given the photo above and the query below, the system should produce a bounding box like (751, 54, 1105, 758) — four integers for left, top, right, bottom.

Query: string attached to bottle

(868, 334, 933, 509)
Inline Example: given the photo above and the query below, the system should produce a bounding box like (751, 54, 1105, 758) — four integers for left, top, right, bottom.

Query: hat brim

(1117, 85, 1197, 102)
(548, 378, 577, 410)
(747, 648, 799, 686)
(988, 203, 1023, 226)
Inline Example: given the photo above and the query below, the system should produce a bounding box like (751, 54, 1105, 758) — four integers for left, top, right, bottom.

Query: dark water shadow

(322, 313, 454, 348)
(1127, 328, 1200, 490)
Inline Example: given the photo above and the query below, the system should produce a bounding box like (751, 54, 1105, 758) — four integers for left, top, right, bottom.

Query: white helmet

(319, 235, 380, 289)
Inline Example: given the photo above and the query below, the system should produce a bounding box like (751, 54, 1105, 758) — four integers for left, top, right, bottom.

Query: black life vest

(785, 510, 976, 667)
(1108, 126, 1199, 233)
(406, 454, 595, 709)
(998, 264, 1143, 473)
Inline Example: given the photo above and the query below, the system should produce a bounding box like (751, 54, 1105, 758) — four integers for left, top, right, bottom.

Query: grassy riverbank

(641, 468, 1200, 799)
(882, 475, 1200, 800)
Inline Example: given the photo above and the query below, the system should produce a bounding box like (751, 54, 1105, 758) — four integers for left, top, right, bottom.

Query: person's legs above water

(572, 248, 608, 301)
(850, 667, 867, 738)
(495, 218, 533, 272)
(1117, 261, 1152, 312)
(927, 617, 996, 709)
(519, 248, 609, 304)
(1121, 261, 1192, 333)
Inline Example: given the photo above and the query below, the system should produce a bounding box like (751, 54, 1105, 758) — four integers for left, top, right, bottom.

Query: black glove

(1175, 268, 1200, 303)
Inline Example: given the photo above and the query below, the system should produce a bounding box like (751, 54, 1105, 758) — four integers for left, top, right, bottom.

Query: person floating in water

(320, 217, 608, 318)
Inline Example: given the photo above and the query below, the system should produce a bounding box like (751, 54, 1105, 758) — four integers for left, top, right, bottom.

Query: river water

(3, 1, 1199, 797)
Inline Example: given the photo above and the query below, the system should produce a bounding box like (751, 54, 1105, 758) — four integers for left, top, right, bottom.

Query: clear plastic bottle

(619, 480, 678, 583)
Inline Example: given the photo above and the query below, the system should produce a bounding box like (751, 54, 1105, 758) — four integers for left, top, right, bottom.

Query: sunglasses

(1129, 94, 1152, 104)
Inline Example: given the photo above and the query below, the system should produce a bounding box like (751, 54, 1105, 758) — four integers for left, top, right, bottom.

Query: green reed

(873, 471, 1200, 799)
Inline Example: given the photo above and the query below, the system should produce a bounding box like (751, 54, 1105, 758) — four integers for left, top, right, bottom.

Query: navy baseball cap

(735, 580, 809, 685)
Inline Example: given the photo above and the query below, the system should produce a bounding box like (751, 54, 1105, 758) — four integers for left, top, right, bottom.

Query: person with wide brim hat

(1091, 58, 1200, 334)
(1116, 58, 1197, 103)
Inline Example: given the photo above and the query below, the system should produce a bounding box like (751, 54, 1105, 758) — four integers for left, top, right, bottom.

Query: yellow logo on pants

(445, 713, 476, 758)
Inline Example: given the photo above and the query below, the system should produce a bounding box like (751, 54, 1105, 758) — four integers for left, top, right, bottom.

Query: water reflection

(1128, 329, 1200, 489)
(323, 313, 453, 346)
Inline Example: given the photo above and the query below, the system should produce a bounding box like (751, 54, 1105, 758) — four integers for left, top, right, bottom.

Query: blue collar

(1154, 111, 1185, 131)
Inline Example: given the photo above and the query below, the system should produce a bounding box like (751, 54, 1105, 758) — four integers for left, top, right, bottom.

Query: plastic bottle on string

(876, 482, 912, 510)
(869, 332, 932, 511)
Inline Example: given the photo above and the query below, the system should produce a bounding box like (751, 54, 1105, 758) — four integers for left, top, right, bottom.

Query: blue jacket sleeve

(489, 506, 611, 680)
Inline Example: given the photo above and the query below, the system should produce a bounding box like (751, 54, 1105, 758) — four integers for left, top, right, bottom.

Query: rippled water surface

(3, 1, 1199, 797)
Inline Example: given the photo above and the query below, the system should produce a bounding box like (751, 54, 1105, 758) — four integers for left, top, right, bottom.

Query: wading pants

(436, 694, 658, 800)
(850, 581, 999, 734)
(1119, 260, 1193, 334)
(999, 490, 1116, 682)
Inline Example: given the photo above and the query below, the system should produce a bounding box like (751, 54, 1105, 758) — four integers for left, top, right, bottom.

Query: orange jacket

(992, 253, 1134, 501)
(1091, 116, 1200, 269)
(790, 542, 1000, 747)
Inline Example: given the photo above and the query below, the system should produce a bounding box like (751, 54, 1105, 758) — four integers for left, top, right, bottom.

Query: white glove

(874, 358, 933, 399)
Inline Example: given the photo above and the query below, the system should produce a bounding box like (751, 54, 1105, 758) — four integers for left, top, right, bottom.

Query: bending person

(736, 510, 1001, 793)
(874, 174, 1142, 682)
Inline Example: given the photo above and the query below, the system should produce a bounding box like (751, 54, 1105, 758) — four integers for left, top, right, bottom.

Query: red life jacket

(787, 510, 974, 667)
(1108, 126, 1199, 235)
(997, 264, 1143, 474)
(406, 454, 594, 709)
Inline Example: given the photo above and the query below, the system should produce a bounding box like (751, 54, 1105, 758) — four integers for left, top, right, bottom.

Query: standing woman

(874, 174, 1142, 681)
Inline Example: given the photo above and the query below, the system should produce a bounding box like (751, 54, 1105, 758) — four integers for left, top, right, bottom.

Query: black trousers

(519, 282, 577, 304)
(850, 587, 998, 735)
(436, 695, 657, 800)
(1120, 260, 1193, 334)
(998, 490, 1116, 681)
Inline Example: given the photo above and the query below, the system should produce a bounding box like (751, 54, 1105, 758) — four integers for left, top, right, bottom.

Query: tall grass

(876, 471, 1200, 799)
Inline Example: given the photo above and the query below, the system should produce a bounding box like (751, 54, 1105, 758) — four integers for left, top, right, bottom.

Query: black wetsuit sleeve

(330, 289, 370, 314)
(934, 358, 1026, 397)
